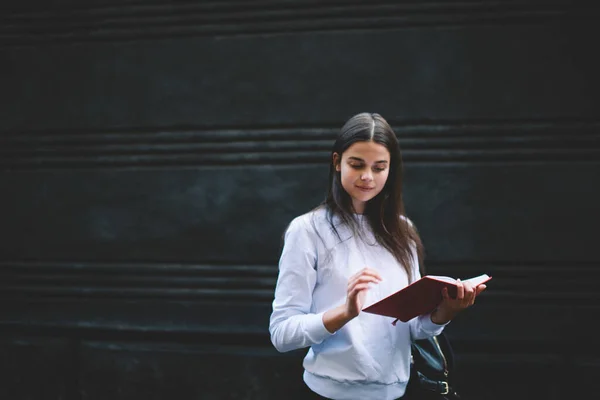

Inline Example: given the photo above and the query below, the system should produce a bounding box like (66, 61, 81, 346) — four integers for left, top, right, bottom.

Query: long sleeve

(408, 312, 446, 340)
(269, 216, 334, 353)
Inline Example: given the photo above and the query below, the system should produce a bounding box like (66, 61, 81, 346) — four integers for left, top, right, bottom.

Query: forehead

(343, 141, 390, 161)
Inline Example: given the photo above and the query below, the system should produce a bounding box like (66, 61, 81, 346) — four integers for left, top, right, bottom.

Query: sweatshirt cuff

(305, 311, 335, 344)
(419, 312, 448, 335)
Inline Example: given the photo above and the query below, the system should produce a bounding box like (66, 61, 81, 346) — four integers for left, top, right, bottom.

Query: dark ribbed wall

(1, 1, 599, 399)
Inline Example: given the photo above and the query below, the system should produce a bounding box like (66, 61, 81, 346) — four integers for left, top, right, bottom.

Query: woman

(269, 112, 486, 400)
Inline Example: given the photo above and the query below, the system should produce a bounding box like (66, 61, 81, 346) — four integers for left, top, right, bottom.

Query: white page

(464, 274, 490, 286)
(426, 274, 489, 286)
(425, 275, 456, 283)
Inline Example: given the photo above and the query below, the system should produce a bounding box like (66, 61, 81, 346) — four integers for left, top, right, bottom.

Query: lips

(356, 186, 375, 192)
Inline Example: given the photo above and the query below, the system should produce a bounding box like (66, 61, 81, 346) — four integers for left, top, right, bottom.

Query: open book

(362, 274, 492, 324)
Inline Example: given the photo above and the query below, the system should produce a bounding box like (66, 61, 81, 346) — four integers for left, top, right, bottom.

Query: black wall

(1, 1, 599, 399)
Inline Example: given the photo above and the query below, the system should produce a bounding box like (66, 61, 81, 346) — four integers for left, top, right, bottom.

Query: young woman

(269, 113, 486, 400)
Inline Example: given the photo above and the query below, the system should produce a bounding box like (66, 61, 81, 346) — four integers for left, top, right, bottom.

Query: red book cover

(362, 274, 492, 323)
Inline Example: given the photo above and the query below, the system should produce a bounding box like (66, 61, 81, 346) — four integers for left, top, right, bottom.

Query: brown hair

(322, 112, 424, 281)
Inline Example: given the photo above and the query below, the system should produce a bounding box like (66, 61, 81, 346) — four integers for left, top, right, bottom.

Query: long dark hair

(322, 112, 424, 281)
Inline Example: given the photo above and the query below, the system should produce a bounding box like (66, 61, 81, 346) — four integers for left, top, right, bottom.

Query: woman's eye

(350, 164, 363, 169)
(374, 167, 386, 172)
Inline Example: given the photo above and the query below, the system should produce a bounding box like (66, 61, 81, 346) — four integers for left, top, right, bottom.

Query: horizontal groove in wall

(0, 322, 273, 346)
(2, 286, 275, 300)
(1, 1, 595, 46)
(0, 262, 276, 301)
(76, 339, 600, 359)
(0, 318, 597, 358)
(2, 0, 585, 16)
(1, 121, 599, 169)
(0, 322, 583, 357)
(1, 260, 598, 303)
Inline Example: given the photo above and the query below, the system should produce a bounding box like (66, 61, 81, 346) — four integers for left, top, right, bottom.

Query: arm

(269, 217, 382, 352)
(409, 280, 487, 339)
(403, 217, 487, 337)
(269, 217, 334, 353)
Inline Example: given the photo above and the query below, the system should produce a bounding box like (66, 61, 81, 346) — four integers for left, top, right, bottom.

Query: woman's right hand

(345, 267, 383, 319)
(323, 267, 382, 333)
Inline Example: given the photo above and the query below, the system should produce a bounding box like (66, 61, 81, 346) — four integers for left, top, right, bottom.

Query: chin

(353, 192, 377, 203)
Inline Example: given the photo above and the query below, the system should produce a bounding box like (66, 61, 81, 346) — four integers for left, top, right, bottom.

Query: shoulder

(287, 206, 329, 235)
(400, 214, 420, 240)
(400, 214, 414, 227)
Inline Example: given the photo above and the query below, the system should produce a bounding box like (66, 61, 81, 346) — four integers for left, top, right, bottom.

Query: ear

(332, 152, 341, 172)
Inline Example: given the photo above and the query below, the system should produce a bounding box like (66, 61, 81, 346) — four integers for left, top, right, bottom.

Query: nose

(360, 171, 373, 182)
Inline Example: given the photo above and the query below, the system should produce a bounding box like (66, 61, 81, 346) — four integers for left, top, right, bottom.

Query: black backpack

(405, 331, 461, 400)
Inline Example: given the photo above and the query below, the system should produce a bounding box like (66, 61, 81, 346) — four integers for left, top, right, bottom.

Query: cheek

(376, 171, 390, 186)
(340, 166, 357, 183)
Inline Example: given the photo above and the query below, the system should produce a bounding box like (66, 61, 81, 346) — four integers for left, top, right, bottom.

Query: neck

(352, 200, 366, 215)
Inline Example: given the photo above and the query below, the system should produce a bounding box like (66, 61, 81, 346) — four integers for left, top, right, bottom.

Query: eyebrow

(347, 157, 388, 164)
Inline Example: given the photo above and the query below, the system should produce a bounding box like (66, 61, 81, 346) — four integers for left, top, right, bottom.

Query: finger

(463, 281, 475, 294)
(348, 283, 372, 298)
(346, 273, 362, 287)
(348, 267, 373, 281)
(359, 268, 383, 281)
(347, 280, 377, 295)
(348, 267, 380, 281)
(441, 287, 450, 301)
(469, 290, 477, 306)
(463, 282, 475, 304)
(455, 279, 464, 300)
(470, 284, 487, 306)
(348, 269, 382, 287)
(470, 283, 479, 305)
(476, 284, 487, 295)
(347, 275, 379, 291)
(350, 276, 381, 287)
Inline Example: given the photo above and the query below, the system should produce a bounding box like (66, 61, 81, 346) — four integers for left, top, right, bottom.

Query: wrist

(430, 307, 457, 325)
(341, 304, 357, 323)
(323, 304, 355, 333)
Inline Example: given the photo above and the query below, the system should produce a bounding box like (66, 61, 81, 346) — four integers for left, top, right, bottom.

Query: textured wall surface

(1, 1, 599, 399)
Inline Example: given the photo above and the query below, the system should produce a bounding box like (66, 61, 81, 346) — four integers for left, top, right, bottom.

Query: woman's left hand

(431, 279, 487, 324)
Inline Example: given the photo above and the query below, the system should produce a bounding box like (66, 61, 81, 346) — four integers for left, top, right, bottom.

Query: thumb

(476, 284, 487, 295)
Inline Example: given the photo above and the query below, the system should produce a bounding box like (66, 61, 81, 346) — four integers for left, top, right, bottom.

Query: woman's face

(334, 140, 391, 214)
